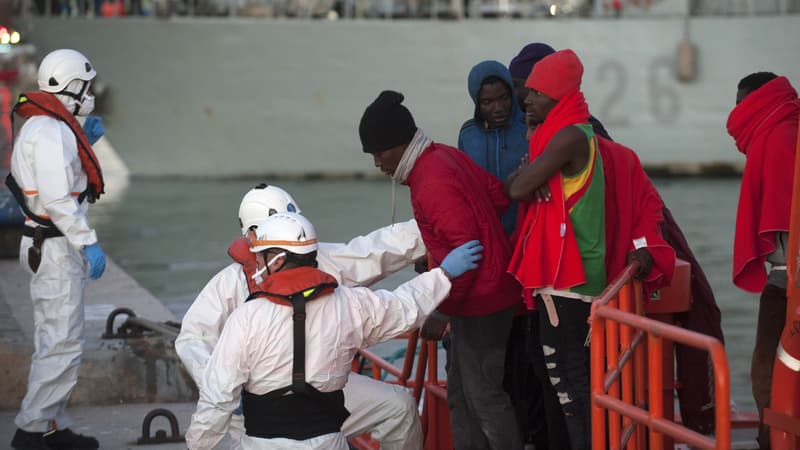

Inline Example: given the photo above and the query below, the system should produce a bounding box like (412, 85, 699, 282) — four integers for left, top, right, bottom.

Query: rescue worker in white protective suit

(185, 212, 483, 449)
(175, 184, 430, 448)
(8, 49, 107, 450)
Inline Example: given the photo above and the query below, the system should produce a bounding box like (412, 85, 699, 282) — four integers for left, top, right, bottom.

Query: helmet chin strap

(59, 79, 89, 101)
(55, 80, 92, 115)
(251, 251, 287, 282)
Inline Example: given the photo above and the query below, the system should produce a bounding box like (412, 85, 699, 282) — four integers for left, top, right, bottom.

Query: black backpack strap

(290, 295, 307, 393)
(4, 173, 55, 228)
(245, 291, 266, 302)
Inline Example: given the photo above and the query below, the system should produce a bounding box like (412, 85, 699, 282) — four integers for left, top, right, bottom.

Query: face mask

(55, 79, 95, 116)
(75, 93, 95, 116)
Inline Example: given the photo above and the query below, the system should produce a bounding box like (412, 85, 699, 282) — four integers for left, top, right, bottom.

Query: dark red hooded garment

(727, 76, 799, 293)
(597, 137, 675, 294)
(660, 206, 724, 434)
(598, 136, 727, 433)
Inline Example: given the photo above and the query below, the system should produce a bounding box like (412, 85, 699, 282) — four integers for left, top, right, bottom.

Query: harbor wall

(17, 15, 800, 177)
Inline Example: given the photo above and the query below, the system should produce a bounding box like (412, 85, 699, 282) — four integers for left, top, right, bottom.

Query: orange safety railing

(354, 330, 422, 389)
(353, 264, 742, 450)
(590, 261, 732, 450)
(349, 329, 453, 450)
(348, 330, 432, 449)
(420, 339, 453, 450)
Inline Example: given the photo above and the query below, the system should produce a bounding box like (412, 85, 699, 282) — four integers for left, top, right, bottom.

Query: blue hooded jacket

(458, 60, 528, 236)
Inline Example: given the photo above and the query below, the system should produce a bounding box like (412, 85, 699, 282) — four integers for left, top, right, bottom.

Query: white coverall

(175, 220, 427, 449)
(10, 116, 98, 432)
(185, 268, 451, 450)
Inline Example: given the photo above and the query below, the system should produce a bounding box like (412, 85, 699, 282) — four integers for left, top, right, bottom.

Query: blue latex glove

(83, 243, 106, 280)
(83, 116, 105, 145)
(440, 240, 483, 279)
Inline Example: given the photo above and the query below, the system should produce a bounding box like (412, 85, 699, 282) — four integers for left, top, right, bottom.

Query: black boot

(10, 429, 50, 450)
(43, 429, 98, 450)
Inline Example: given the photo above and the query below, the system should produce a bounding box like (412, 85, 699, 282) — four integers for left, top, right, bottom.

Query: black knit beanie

(359, 90, 417, 154)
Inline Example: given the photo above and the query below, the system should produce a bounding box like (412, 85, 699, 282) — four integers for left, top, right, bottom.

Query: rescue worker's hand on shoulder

(439, 240, 483, 279)
(82, 116, 104, 145)
(83, 243, 106, 280)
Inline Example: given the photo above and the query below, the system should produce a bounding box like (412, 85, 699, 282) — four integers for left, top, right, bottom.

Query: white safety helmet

(37, 49, 97, 115)
(238, 184, 301, 235)
(249, 212, 318, 255)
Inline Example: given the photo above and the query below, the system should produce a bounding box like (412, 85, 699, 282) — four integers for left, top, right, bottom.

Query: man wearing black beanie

(359, 90, 523, 450)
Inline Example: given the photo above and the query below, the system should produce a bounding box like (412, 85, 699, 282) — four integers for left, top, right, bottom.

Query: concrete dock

(0, 255, 199, 447)
(0, 402, 196, 449)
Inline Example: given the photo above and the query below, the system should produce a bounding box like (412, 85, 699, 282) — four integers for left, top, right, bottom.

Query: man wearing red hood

(726, 72, 799, 450)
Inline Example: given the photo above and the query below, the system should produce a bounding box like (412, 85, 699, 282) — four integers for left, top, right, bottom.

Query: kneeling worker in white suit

(176, 184, 430, 448)
(186, 212, 482, 449)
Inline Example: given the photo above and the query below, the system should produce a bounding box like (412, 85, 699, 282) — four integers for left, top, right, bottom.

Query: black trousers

(752, 283, 787, 450)
(535, 295, 592, 450)
(447, 306, 521, 450)
(504, 311, 571, 450)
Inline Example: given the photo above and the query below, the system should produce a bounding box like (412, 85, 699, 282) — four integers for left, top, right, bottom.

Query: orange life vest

(14, 91, 105, 203)
(228, 236, 261, 294)
(249, 266, 338, 306)
(227, 237, 339, 304)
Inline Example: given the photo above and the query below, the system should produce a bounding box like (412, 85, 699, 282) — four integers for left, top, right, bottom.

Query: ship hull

(17, 15, 800, 177)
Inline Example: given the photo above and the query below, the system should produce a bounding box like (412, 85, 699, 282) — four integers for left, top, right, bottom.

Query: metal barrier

(348, 329, 455, 450)
(14, 0, 800, 19)
(590, 262, 733, 450)
(356, 330, 421, 388)
(420, 339, 452, 450)
(348, 330, 427, 450)
(351, 262, 741, 449)
(136, 408, 185, 445)
(101, 307, 181, 339)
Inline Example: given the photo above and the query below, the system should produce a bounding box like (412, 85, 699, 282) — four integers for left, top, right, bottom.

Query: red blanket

(508, 91, 589, 299)
(598, 138, 675, 294)
(726, 76, 799, 293)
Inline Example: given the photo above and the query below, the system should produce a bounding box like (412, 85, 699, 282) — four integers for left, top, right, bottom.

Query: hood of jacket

(467, 60, 524, 128)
